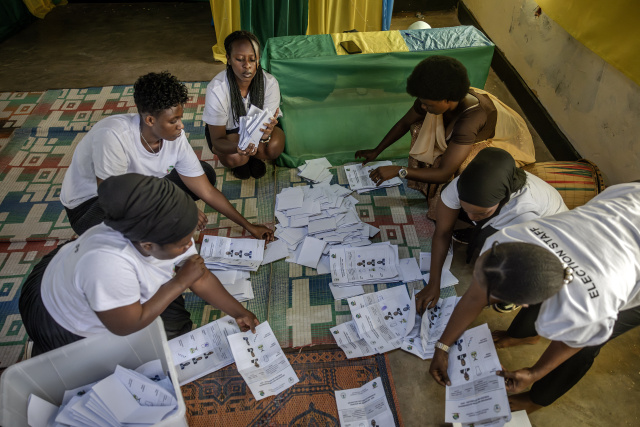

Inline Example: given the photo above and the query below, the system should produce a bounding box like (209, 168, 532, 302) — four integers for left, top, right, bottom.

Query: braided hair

(481, 242, 565, 305)
(224, 30, 265, 125)
(406, 55, 470, 102)
(133, 71, 189, 116)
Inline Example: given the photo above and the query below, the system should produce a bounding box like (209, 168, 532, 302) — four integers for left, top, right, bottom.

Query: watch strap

(435, 341, 450, 353)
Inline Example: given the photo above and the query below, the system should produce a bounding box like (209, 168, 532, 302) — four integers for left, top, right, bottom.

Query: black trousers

(19, 248, 194, 356)
(506, 303, 640, 406)
(65, 161, 217, 235)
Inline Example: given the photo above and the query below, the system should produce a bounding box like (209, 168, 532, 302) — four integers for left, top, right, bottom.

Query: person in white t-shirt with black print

(416, 148, 567, 314)
(428, 182, 640, 414)
(203, 30, 285, 180)
(60, 71, 273, 241)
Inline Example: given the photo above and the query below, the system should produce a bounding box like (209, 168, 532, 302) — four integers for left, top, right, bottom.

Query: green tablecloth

(263, 26, 495, 167)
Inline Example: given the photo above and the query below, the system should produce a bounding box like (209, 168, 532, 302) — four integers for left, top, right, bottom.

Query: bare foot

(509, 392, 543, 414)
(492, 330, 540, 349)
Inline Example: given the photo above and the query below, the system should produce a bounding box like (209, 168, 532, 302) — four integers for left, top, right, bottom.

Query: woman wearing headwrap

(19, 174, 259, 356)
(416, 148, 567, 314)
(428, 182, 640, 414)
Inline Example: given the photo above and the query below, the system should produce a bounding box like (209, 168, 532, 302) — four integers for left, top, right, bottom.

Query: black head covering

(98, 173, 198, 245)
(457, 147, 527, 208)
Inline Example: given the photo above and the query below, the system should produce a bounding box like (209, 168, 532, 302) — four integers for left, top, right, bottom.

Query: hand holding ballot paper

(238, 105, 273, 151)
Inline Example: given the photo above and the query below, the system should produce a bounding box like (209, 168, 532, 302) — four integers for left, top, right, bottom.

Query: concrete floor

(1, 3, 639, 426)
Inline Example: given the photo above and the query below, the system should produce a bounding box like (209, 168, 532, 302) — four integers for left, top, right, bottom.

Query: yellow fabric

(536, 0, 640, 86)
(307, 0, 383, 35)
(409, 88, 536, 166)
(331, 30, 409, 55)
(22, 0, 67, 19)
(210, 0, 241, 64)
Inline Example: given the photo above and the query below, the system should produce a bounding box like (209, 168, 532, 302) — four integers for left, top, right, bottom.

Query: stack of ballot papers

(331, 286, 416, 357)
(343, 161, 403, 193)
(169, 315, 242, 385)
(335, 377, 395, 427)
(419, 250, 460, 289)
(445, 324, 511, 426)
(228, 321, 299, 401)
(329, 242, 401, 286)
(297, 157, 333, 184)
(200, 235, 264, 271)
(453, 410, 532, 427)
(401, 293, 460, 359)
(238, 105, 272, 150)
(271, 183, 380, 270)
(212, 270, 254, 302)
(27, 360, 177, 427)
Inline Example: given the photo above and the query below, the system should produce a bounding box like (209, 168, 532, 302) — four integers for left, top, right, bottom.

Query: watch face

(399, 168, 408, 178)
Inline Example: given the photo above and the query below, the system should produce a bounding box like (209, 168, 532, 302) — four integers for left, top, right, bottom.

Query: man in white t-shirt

(60, 71, 273, 241)
(203, 31, 285, 180)
(428, 182, 640, 413)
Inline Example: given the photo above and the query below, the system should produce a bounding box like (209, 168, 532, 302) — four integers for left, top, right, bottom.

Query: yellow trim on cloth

(209, 0, 241, 64)
(537, 0, 640, 86)
(308, 0, 383, 35)
(331, 30, 409, 55)
(22, 0, 67, 19)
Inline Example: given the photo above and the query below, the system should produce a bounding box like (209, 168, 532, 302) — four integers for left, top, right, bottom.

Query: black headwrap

(457, 147, 526, 208)
(98, 173, 198, 245)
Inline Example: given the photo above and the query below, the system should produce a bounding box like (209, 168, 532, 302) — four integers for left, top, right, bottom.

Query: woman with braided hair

(428, 182, 640, 413)
(203, 30, 285, 180)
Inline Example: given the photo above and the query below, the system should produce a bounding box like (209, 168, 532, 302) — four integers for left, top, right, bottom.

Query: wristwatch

(435, 341, 450, 353)
(398, 167, 408, 179)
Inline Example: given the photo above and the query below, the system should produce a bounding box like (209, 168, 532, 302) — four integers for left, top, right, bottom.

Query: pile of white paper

(238, 105, 272, 151)
(200, 235, 264, 271)
(27, 360, 177, 427)
(228, 321, 299, 401)
(212, 270, 254, 302)
(271, 183, 379, 271)
(335, 377, 395, 427)
(329, 242, 400, 286)
(331, 286, 415, 357)
(402, 293, 460, 360)
(445, 324, 511, 426)
(168, 315, 242, 385)
(420, 250, 459, 289)
(297, 157, 333, 184)
(343, 161, 403, 194)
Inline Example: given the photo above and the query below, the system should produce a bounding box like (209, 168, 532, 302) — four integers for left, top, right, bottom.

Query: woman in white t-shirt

(203, 30, 285, 180)
(20, 174, 260, 356)
(416, 148, 567, 313)
(427, 182, 640, 413)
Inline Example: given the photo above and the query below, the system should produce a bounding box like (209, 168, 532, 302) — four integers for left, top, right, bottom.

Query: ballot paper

(453, 410, 532, 427)
(330, 242, 400, 285)
(335, 377, 395, 427)
(238, 105, 272, 150)
(423, 269, 460, 289)
(330, 320, 376, 359)
(200, 235, 264, 271)
(343, 161, 403, 193)
(419, 295, 460, 357)
(419, 249, 453, 272)
(398, 257, 423, 282)
(36, 360, 179, 427)
(445, 324, 511, 425)
(211, 270, 254, 302)
(169, 315, 241, 385)
(261, 239, 290, 265)
(298, 157, 333, 184)
(228, 321, 299, 401)
(329, 282, 365, 300)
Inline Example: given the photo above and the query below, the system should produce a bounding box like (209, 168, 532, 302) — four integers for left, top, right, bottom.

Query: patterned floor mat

(0, 91, 45, 154)
(183, 347, 404, 427)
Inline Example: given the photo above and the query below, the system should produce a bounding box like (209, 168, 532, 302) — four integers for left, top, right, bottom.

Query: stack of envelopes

(238, 105, 273, 150)
(297, 157, 333, 184)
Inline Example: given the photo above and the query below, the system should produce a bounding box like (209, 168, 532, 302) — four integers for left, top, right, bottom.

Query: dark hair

(133, 71, 189, 116)
(406, 56, 470, 102)
(481, 242, 565, 305)
(224, 30, 265, 124)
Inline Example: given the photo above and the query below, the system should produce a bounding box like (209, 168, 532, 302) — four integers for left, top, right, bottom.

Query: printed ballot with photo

(168, 315, 242, 385)
(344, 161, 403, 193)
(329, 242, 400, 285)
(335, 377, 395, 427)
(445, 323, 511, 426)
(200, 235, 264, 271)
(238, 105, 272, 151)
(228, 321, 299, 401)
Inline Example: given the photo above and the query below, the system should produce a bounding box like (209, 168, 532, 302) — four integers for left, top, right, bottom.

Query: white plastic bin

(0, 318, 187, 427)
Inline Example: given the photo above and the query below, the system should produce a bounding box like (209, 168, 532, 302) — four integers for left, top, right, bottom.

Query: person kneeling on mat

(20, 173, 260, 356)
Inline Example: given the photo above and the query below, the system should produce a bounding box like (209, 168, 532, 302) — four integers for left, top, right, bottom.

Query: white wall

(464, 0, 640, 184)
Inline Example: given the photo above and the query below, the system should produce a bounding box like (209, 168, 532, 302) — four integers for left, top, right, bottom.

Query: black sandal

(232, 162, 252, 180)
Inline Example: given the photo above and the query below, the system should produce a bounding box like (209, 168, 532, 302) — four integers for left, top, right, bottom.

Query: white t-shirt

(60, 114, 204, 209)
(441, 171, 568, 230)
(41, 223, 198, 337)
(202, 69, 283, 130)
(481, 182, 640, 348)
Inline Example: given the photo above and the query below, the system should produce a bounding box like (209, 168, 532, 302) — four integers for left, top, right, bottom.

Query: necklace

(140, 131, 160, 156)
